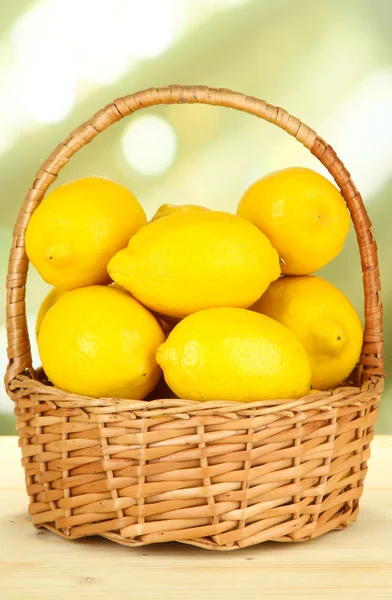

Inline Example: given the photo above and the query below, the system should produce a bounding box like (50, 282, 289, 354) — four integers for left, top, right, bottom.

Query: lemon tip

(156, 344, 177, 366)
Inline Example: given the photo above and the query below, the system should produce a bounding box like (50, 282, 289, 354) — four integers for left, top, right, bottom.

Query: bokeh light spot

(122, 115, 177, 176)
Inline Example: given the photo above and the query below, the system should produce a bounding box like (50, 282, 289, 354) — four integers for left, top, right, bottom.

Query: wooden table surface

(1, 435, 391, 599)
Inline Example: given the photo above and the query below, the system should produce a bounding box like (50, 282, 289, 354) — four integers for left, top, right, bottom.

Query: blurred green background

(1, 0, 391, 433)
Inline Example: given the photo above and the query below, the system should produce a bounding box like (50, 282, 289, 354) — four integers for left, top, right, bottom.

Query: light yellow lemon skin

(252, 275, 363, 390)
(26, 177, 147, 290)
(150, 203, 209, 222)
(38, 286, 164, 399)
(108, 211, 281, 319)
(35, 288, 66, 340)
(237, 167, 350, 275)
(156, 307, 311, 402)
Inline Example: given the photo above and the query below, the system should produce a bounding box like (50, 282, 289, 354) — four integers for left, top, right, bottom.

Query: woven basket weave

(5, 85, 384, 550)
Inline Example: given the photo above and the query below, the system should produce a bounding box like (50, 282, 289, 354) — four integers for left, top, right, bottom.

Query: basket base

(37, 504, 359, 551)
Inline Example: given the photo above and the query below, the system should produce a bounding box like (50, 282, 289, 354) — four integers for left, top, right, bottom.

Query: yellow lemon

(252, 275, 363, 390)
(237, 167, 350, 275)
(156, 307, 311, 402)
(26, 177, 146, 290)
(151, 203, 209, 221)
(36, 282, 125, 339)
(108, 211, 280, 319)
(35, 288, 66, 340)
(38, 286, 164, 399)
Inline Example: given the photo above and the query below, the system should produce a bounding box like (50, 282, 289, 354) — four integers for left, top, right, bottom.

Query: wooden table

(1, 435, 391, 599)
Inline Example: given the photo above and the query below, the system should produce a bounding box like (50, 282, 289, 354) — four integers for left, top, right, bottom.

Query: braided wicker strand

(4, 86, 384, 550)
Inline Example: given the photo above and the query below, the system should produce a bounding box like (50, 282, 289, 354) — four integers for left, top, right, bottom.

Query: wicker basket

(5, 85, 384, 550)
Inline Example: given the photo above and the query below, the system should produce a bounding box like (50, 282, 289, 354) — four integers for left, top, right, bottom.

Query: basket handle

(5, 85, 384, 388)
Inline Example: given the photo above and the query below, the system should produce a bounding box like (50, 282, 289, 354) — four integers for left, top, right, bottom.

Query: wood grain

(0, 435, 391, 599)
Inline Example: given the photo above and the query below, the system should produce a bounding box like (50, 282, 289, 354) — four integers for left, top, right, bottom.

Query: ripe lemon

(151, 203, 209, 221)
(108, 211, 280, 319)
(26, 177, 146, 290)
(252, 275, 363, 390)
(156, 307, 311, 402)
(35, 288, 66, 340)
(35, 282, 124, 339)
(38, 286, 164, 399)
(237, 167, 350, 275)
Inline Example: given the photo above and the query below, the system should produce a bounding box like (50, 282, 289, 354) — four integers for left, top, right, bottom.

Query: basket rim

(8, 371, 383, 417)
(4, 84, 385, 395)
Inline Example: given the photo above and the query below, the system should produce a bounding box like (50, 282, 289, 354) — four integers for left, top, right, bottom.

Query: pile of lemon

(27, 168, 362, 402)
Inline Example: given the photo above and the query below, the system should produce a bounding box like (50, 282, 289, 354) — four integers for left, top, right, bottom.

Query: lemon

(38, 286, 164, 399)
(252, 275, 363, 390)
(156, 307, 311, 402)
(237, 167, 350, 275)
(108, 211, 280, 319)
(26, 177, 146, 290)
(35, 288, 66, 340)
(151, 203, 209, 221)
(36, 282, 124, 339)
